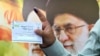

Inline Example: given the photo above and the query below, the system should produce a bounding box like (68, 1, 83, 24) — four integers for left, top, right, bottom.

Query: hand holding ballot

(12, 7, 55, 47)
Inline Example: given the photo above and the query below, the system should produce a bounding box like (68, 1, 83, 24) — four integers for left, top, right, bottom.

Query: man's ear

(88, 24, 94, 31)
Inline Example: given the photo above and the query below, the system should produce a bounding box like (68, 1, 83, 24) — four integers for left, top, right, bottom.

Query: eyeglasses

(53, 24, 85, 34)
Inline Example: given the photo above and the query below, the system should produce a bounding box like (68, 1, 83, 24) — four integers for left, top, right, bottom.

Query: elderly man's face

(53, 14, 89, 55)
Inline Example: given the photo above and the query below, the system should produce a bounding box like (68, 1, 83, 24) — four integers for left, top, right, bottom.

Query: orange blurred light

(0, 26, 11, 41)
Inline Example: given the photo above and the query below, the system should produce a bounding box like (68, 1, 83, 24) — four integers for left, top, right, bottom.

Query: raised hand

(34, 8, 56, 48)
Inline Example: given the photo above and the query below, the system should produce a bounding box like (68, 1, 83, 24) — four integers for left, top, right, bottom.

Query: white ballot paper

(12, 10, 43, 44)
(12, 21, 42, 44)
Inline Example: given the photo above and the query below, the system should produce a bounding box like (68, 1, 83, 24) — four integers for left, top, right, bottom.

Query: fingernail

(33, 7, 38, 13)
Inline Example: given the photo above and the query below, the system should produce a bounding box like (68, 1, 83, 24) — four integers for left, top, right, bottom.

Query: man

(34, 0, 100, 56)
(48, 0, 98, 55)
(52, 13, 89, 55)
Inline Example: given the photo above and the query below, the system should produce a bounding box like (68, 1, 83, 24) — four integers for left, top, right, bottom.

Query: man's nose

(59, 30, 69, 43)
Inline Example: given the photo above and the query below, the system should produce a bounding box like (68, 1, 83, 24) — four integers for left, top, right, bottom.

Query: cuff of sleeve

(42, 39, 71, 56)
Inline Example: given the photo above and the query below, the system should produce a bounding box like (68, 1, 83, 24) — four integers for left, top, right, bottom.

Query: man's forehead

(54, 14, 80, 26)
(54, 13, 80, 21)
(53, 23, 75, 28)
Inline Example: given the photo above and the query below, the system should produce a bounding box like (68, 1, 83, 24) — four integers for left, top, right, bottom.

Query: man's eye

(55, 28, 60, 32)
(65, 27, 75, 32)
(65, 27, 75, 34)
(66, 27, 73, 30)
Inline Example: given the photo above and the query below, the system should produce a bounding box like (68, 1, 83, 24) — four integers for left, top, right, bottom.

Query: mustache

(63, 41, 74, 46)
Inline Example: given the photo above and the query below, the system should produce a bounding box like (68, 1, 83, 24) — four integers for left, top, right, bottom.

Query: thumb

(35, 29, 43, 36)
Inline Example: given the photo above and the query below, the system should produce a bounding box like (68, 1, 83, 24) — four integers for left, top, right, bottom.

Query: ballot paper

(12, 21, 42, 44)
(12, 10, 43, 44)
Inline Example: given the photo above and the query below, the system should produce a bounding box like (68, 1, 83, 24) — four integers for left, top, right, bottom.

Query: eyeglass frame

(53, 24, 86, 34)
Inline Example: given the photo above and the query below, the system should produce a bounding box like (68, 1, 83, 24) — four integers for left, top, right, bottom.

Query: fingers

(33, 7, 47, 22)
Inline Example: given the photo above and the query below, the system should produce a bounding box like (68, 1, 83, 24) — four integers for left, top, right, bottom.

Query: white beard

(64, 25, 89, 56)
(73, 25, 89, 55)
